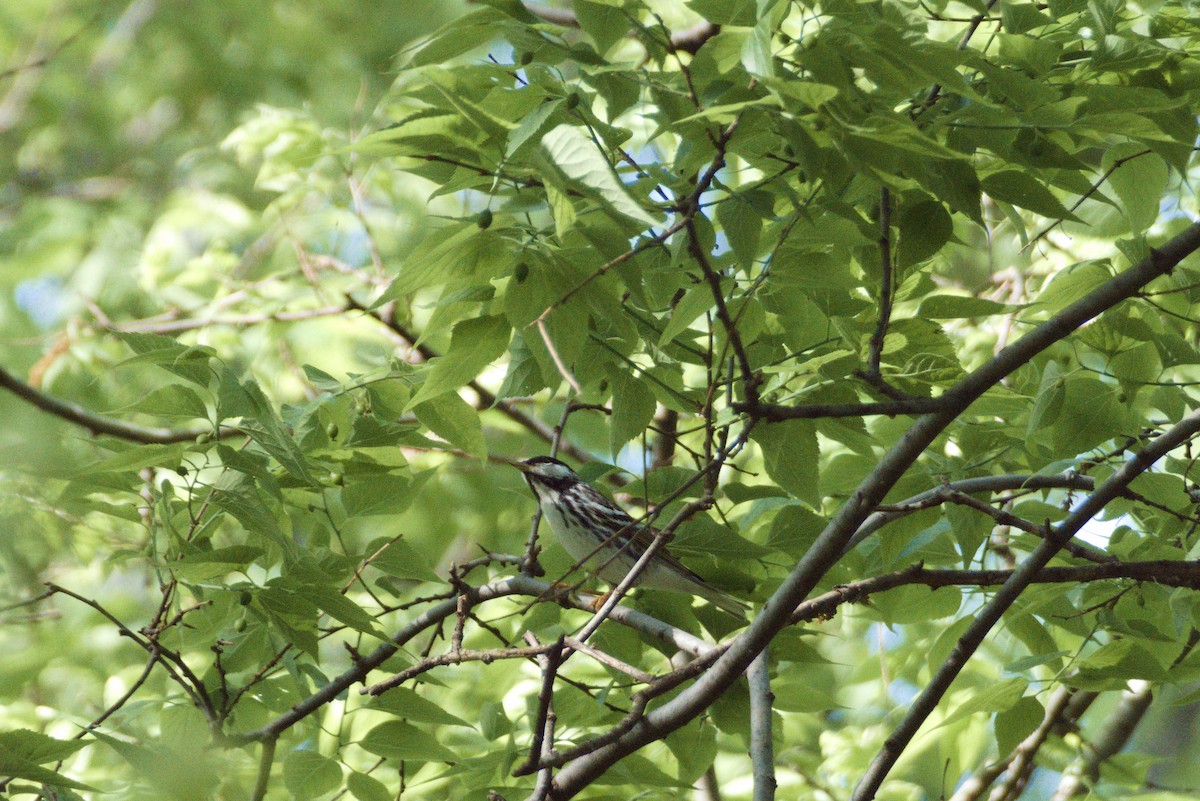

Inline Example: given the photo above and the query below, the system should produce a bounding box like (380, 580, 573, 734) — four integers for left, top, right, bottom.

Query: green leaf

(407, 315, 510, 409)
(113, 331, 215, 386)
(941, 678, 1029, 728)
(575, 1, 628, 54)
(171, 545, 264, 581)
(366, 687, 473, 727)
(505, 97, 563, 159)
(342, 474, 423, 518)
(363, 536, 441, 583)
(917, 295, 1025, 319)
(347, 771, 392, 801)
(1050, 376, 1133, 458)
(283, 750, 343, 800)
(414, 392, 487, 460)
(658, 286, 714, 347)
(753, 420, 819, 505)
(897, 200, 952, 267)
(717, 195, 764, 267)
(111, 384, 209, 420)
(686, 0, 755, 25)
(1105, 144, 1167, 233)
(0, 731, 94, 790)
(871, 585, 962, 623)
(94, 731, 220, 801)
(982, 171, 1080, 220)
(375, 225, 500, 305)
(540, 125, 662, 227)
(995, 696, 1045, 755)
(359, 721, 458, 763)
(607, 365, 657, 457)
(0, 730, 89, 764)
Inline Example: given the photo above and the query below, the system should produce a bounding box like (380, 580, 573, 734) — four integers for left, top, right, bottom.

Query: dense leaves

(2, 1, 1200, 800)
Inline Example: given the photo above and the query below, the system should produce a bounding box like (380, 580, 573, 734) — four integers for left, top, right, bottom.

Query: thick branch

(737, 396, 948, 420)
(852, 407, 1200, 801)
(542, 222, 1200, 800)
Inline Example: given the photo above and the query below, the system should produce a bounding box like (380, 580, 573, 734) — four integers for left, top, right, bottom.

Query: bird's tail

(697, 584, 750, 619)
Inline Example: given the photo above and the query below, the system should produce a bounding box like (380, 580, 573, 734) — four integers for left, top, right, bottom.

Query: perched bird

(514, 456, 748, 618)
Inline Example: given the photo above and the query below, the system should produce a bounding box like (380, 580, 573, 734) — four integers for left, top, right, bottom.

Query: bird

(514, 456, 748, 618)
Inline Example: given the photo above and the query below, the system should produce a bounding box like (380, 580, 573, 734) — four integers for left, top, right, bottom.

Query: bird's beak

(511, 460, 531, 473)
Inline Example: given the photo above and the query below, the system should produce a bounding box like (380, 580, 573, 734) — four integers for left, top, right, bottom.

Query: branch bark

(539, 221, 1200, 800)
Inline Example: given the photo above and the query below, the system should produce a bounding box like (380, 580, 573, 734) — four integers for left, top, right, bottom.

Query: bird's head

(514, 456, 582, 499)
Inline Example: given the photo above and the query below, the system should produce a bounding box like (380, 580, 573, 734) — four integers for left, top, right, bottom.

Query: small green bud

(175, 465, 188, 477)
(513, 262, 530, 282)
(326, 422, 339, 439)
(477, 208, 493, 229)
(519, 51, 534, 66)
(234, 617, 248, 632)
(565, 92, 581, 110)
(239, 591, 253, 606)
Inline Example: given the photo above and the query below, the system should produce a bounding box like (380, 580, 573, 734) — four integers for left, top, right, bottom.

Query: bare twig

(535, 318, 583, 395)
(251, 737, 277, 801)
(867, 186, 893, 379)
(0, 364, 226, 444)
(1021, 148, 1155, 253)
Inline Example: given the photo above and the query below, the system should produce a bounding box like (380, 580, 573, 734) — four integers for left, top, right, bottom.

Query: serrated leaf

(113, 331, 215, 386)
(359, 721, 458, 763)
(414, 392, 487, 460)
(364, 536, 440, 583)
(607, 366, 657, 457)
(1105, 144, 1167, 233)
(347, 771, 392, 801)
(407, 315, 510, 409)
(940, 678, 1029, 728)
(110, 384, 209, 420)
(982, 170, 1080, 220)
(897, 200, 952, 267)
(366, 687, 473, 727)
(93, 731, 220, 801)
(283, 750, 343, 800)
(658, 286, 713, 347)
(917, 295, 1025, 318)
(717, 196, 763, 267)
(540, 125, 662, 227)
(341, 474, 422, 518)
(753, 420, 819, 505)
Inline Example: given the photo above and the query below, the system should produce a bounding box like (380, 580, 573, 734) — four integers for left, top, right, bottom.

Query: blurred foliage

(1, 0, 1200, 800)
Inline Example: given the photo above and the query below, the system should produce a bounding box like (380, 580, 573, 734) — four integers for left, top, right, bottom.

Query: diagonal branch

(540, 221, 1200, 800)
(851, 407, 1200, 801)
(0, 363, 226, 444)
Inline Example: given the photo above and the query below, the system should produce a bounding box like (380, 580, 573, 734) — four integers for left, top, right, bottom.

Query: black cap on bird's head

(513, 456, 581, 493)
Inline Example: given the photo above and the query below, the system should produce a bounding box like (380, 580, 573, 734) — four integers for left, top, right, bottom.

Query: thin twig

(0, 364, 227, 444)
(867, 186, 893, 380)
(251, 737, 277, 801)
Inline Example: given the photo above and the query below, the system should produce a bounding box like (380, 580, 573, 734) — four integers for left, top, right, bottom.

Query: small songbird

(514, 456, 748, 618)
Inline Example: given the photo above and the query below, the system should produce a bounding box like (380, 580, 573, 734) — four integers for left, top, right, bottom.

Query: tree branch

(0, 363, 224, 444)
(540, 221, 1200, 800)
(747, 649, 776, 801)
(851, 407, 1200, 801)
(867, 186, 893, 380)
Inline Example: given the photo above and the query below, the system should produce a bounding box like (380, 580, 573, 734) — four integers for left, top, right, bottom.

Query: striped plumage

(515, 456, 748, 618)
